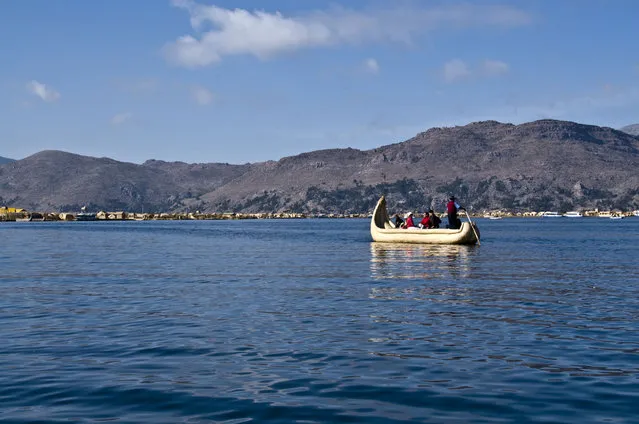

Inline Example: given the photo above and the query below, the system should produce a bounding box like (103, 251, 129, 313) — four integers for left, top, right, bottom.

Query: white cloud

(26, 80, 60, 102)
(111, 112, 133, 126)
(443, 59, 471, 82)
(364, 58, 379, 74)
(164, 1, 532, 67)
(191, 85, 214, 105)
(482, 59, 509, 76)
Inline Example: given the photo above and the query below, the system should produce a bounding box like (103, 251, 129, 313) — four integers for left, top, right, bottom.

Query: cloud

(111, 112, 133, 126)
(443, 59, 471, 82)
(191, 85, 214, 105)
(164, 1, 532, 67)
(481, 59, 509, 76)
(364, 58, 380, 74)
(26, 80, 60, 102)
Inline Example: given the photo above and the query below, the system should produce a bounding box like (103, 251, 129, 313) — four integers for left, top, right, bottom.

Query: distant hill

(0, 156, 15, 164)
(620, 124, 639, 136)
(0, 151, 250, 212)
(198, 119, 639, 213)
(1, 119, 638, 213)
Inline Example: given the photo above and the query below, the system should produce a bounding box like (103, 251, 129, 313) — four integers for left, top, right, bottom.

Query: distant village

(481, 208, 638, 219)
(1, 206, 638, 222)
(0, 206, 367, 222)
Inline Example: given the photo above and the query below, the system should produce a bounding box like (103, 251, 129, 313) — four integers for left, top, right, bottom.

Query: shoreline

(2, 211, 637, 222)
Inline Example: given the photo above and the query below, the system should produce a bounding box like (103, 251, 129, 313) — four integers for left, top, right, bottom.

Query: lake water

(1, 218, 638, 423)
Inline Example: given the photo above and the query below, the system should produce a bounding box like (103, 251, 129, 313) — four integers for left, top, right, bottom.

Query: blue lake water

(1, 218, 638, 423)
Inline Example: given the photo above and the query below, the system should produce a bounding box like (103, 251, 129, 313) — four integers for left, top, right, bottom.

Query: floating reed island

(0, 207, 369, 222)
(2, 206, 638, 222)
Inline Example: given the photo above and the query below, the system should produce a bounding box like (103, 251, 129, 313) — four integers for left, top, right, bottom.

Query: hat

(404, 212, 413, 219)
(450, 196, 456, 200)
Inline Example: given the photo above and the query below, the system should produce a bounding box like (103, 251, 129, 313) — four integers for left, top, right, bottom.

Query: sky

(1, 0, 638, 164)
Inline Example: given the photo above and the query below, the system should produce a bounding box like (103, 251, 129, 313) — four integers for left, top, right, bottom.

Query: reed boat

(370, 196, 480, 245)
(75, 212, 97, 221)
(15, 212, 45, 222)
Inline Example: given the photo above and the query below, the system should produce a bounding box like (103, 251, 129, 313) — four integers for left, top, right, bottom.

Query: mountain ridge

(1, 119, 638, 213)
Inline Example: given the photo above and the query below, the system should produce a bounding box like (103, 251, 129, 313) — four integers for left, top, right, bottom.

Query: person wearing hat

(402, 211, 416, 228)
(446, 196, 465, 229)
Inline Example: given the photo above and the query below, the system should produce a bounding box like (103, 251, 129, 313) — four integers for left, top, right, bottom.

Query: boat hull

(541, 212, 561, 217)
(370, 196, 479, 245)
(563, 212, 583, 218)
(76, 213, 97, 221)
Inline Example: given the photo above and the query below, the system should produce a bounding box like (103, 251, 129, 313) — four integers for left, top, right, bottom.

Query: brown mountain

(0, 151, 181, 212)
(0, 151, 251, 213)
(198, 119, 639, 213)
(1, 119, 638, 213)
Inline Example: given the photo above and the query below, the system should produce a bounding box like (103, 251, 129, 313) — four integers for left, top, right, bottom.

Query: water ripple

(1, 219, 638, 422)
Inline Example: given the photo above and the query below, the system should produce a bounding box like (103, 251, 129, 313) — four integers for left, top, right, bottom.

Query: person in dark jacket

(428, 209, 441, 228)
(393, 213, 404, 228)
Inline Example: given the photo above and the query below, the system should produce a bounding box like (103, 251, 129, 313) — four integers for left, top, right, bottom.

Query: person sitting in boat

(419, 212, 430, 229)
(429, 210, 442, 228)
(393, 213, 404, 228)
(402, 212, 416, 228)
(420, 209, 441, 229)
(446, 196, 465, 229)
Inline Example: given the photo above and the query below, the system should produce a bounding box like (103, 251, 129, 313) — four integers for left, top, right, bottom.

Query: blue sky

(1, 0, 638, 164)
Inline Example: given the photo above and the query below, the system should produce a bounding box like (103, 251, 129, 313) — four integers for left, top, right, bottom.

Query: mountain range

(1, 119, 638, 214)
(0, 156, 15, 165)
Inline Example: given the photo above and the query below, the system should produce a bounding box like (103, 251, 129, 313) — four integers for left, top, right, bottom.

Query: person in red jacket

(420, 209, 441, 229)
(419, 213, 430, 229)
(446, 196, 465, 229)
(402, 212, 416, 228)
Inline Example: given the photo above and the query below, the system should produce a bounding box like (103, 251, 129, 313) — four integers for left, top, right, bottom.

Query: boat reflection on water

(369, 242, 477, 281)
(369, 243, 479, 304)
